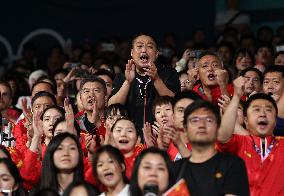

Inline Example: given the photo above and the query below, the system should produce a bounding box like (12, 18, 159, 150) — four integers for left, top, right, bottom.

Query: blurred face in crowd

(105, 110, 123, 130)
(31, 83, 54, 97)
(217, 46, 232, 65)
(198, 55, 223, 87)
(0, 163, 17, 192)
(154, 103, 174, 125)
(32, 96, 55, 114)
(54, 72, 66, 95)
(173, 98, 194, 131)
(138, 153, 169, 194)
(179, 73, 188, 92)
(53, 137, 79, 172)
(255, 47, 273, 66)
(131, 35, 159, 71)
(112, 119, 137, 156)
(80, 82, 106, 112)
(185, 108, 218, 146)
(69, 185, 89, 196)
(263, 72, 284, 101)
(96, 152, 125, 189)
(274, 54, 284, 65)
(54, 121, 77, 137)
(243, 71, 262, 95)
(97, 75, 112, 99)
(235, 53, 253, 71)
(0, 84, 12, 111)
(245, 99, 276, 137)
(42, 108, 63, 138)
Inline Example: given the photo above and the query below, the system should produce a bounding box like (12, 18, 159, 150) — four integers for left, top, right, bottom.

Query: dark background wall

(0, 0, 215, 52)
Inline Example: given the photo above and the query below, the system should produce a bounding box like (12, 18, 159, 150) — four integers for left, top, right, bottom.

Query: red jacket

(193, 83, 234, 103)
(217, 134, 284, 196)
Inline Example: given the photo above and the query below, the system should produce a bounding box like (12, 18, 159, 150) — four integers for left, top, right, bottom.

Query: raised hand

(64, 98, 76, 135)
(233, 76, 246, 98)
(186, 68, 199, 89)
(143, 122, 156, 147)
(89, 97, 99, 124)
(218, 95, 231, 113)
(215, 68, 229, 87)
(63, 68, 77, 83)
(85, 134, 96, 154)
(144, 62, 158, 81)
(32, 110, 43, 138)
(125, 59, 136, 83)
(152, 121, 162, 137)
(182, 49, 191, 62)
(22, 98, 32, 123)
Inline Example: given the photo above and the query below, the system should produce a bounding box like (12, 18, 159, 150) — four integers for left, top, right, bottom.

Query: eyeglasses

(187, 116, 216, 125)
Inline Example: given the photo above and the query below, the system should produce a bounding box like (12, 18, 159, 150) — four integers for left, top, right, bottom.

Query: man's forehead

(244, 71, 259, 77)
(174, 98, 194, 108)
(264, 72, 283, 79)
(34, 96, 53, 104)
(82, 82, 103, 88)
(134, 35, 156, 45)
(199, 55, 221, 64)
(249, 99, 274, 107)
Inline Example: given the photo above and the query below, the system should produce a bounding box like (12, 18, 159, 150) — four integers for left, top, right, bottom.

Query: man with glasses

(173, 100, 249, 196)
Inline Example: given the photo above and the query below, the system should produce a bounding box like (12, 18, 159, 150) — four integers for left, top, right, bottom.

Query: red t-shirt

(124, 144, 146, 179)
(217, 134, 284, 196)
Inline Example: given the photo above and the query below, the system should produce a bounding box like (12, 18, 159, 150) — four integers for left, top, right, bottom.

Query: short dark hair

(233, 48, 255, 66)
(243, 93, 278, 117)
(31, 91, 57, 106)
(31, 81, 56, 95)
(131, 33, 158, 49)
(152, 96, 173, 115)
(79, 76, 107, 95)
(104, 103, 128, 119)
(52, 117, 81, 137)
(183, 100, 221, 127)
(240, 67, 264, 83)
(255, 42, 275, 55)
(172, 90, 202, 108)
(92, 145, 128, 184)
(263, 65, 284, 78)
(129, 147, 174, 196)
(94, 68, 115, 81)
(198, 51, 222, 64)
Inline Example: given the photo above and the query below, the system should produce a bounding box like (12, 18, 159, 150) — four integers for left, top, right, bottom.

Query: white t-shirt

(99, 184, 130, 196)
